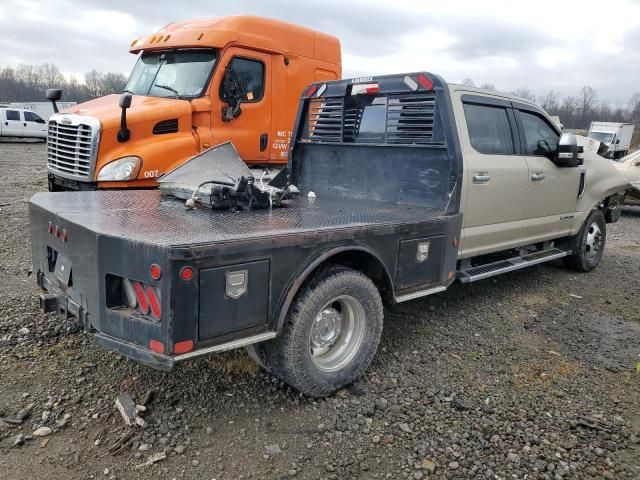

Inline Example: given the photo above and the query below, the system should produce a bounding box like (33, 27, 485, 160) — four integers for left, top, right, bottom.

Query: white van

(0, 108, 48, 140)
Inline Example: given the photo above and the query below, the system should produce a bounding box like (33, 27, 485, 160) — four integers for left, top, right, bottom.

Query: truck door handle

(259, 133, 268, 152)
(531, 172, 545, 182)
(472, 174, 490, 184)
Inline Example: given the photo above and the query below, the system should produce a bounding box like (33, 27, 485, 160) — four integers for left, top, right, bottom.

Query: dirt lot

(1, 140, 639, 479)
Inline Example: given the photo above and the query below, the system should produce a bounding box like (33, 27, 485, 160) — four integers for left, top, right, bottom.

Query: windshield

(125, 49, 217, 99)
(588, 131, 614, 144)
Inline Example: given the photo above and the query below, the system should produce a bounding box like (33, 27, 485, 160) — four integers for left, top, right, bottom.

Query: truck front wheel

(564, 210, 606, 272)
(263, 265, 383, 397)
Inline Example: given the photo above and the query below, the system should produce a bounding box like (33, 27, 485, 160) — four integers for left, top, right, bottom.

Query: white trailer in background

(587, 122, 635, 159)
(0, 102, 76, 120)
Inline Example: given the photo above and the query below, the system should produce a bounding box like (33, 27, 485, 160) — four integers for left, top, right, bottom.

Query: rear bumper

(95, 333, 175, 371)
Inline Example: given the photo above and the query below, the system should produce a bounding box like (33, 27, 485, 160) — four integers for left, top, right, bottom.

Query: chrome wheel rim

(585, 222, 603, 259)
(309, 295, 366, 372)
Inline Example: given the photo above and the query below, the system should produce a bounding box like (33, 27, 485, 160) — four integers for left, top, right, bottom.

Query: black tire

(262, 265, 383, 397)
(564, 210, 606, 272)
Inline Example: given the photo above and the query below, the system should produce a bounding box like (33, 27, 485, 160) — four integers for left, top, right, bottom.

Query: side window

(6, 110, 20, 121)
(24, 111, 45, 123)
(463, 103, 515, 155)
(220, 57, 265, 103)
(519, 111, 559, 156)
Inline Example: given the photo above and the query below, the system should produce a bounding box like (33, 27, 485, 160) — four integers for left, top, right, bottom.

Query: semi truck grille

(47, 114, 100, 181)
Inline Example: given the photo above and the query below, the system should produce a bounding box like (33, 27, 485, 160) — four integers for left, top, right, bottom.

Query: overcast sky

(2, 0, 640, 104)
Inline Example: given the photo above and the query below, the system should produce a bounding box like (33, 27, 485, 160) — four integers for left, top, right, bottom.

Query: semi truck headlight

(97, 156, 142, 181)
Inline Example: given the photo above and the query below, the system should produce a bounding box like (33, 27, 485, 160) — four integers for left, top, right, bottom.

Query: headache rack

(303, 91, 438, 145)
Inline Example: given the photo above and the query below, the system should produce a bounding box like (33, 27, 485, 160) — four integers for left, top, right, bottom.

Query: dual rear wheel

(247, 266, 383, 398)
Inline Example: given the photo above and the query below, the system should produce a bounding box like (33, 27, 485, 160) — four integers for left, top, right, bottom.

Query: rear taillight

(60, 229, 67, 242)
(145, 285, 161, 320)
(47, 222, 53, 234)
(180, 266, 194, 281)
(132, 281, 149, 315)
(150, 264, 162, 280)
(53, 225, 59, 237)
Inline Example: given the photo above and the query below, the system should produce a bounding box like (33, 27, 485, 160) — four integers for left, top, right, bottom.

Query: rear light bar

(351, 83, 379, 95)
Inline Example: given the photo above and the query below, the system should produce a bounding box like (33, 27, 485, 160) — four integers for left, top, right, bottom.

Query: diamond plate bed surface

(31, 190, 444, 247)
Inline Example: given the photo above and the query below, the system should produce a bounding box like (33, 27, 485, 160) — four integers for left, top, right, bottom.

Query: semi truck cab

(46, 15, 341, 191)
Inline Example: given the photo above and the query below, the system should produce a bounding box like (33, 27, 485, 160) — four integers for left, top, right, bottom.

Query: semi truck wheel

(263, 265, 383, 397)
(564, 210, 606, 272)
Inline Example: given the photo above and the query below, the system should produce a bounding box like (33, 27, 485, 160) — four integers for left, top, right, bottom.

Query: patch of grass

(207, 350, 258, 376)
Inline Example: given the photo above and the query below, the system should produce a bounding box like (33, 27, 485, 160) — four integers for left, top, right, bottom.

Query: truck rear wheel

(564, 210, 606, 272)
(263, 265, 383, 397)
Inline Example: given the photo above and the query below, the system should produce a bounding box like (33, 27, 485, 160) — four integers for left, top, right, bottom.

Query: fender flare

(273, 245, 393, 332)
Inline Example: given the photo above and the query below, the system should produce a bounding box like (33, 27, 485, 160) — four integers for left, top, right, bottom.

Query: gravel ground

(0, 140, 639, 479)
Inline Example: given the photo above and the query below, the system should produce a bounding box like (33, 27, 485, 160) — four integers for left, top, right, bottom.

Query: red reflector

(132, 281, 149, 314)
(149, 340, 164, 353)
(47, 222, 53, 234)
(180, 266, 194, 281)
(53, 225, 59, 237)
(145, 285, 161, 320)
(365, 85, 380, 94)
(150, 263, 162, 280)
(304, 84, 318, 97)
(417, 73, 433, 90)
(174, 340, 194, 354)
(60, 229, 67, 242)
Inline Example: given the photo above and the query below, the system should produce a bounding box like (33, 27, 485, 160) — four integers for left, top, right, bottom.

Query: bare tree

(102, 72, 127, 94)
(540, 90, 560, 113)
(479, 83, 496, 91)
(579, 86, 597, 125)
(461, 78, 476, 87)
(512, 87, 537, 102)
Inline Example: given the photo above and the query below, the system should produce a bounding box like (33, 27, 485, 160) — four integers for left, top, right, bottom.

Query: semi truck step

(457, 248, 570, 283)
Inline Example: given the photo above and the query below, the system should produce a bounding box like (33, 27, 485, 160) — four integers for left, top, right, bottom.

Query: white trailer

(587, 122, 635, 159)
(0, 102, 76, 120)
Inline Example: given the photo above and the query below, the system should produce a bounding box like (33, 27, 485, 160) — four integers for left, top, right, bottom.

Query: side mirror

(555, 133, 582, 167)
(221, 67, 243, 122)
(46, 88, 62, 113)
(117, 92, 133, 142)
(615, 139, 620, 145)
(119, 92, 132, 109)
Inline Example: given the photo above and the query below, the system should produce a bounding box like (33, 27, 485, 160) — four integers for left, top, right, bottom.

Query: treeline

(0, 63, 127, 103)
(462, 78, 640, 131)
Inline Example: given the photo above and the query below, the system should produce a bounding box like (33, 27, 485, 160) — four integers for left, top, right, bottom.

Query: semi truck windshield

(125, 49, 217, 99)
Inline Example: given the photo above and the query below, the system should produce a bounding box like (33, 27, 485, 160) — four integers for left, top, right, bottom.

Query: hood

(63, 94, 193, 131)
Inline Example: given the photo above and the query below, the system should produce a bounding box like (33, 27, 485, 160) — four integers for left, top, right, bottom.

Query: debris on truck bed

(158, 142, 297, 210)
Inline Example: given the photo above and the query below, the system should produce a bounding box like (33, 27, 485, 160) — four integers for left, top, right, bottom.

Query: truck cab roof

(129, 15, 341, 65)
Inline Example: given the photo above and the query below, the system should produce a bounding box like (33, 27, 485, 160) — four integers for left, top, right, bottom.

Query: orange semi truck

(46, 15, 341, 191)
